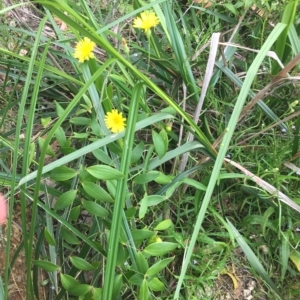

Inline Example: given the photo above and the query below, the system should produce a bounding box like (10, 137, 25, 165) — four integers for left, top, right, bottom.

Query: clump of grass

(0, 0, 300, 299)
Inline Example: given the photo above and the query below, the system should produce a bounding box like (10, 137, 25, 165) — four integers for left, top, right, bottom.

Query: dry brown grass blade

(224, 158, 300, 213)
(238, 52, 300, 122)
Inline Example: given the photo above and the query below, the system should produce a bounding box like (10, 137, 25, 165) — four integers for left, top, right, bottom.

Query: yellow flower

(133, 11, 160, 35)
(73, 37, 95, 63)
(104, 109, 126, 133)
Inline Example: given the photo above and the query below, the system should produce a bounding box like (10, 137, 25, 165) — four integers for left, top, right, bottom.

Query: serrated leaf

(82, 182, 113, 202)
(54, 190, 77, 210)
(148, 277, 165, 291)
(70, 256, 96, 271)
(143, 242, 178, 256)
(44, 228, 56, 246)
(154, 219, 173, 231)
(86, 165, 124, 180)
(146, 257, 174, 277)
(82, 200, 109, 218)
(50, 166, 77, 181)
(33, 260, 60, 272)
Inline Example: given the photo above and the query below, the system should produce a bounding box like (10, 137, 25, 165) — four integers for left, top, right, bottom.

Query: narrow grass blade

(227, 219, 281, 298)
(174, 23, 286, 299)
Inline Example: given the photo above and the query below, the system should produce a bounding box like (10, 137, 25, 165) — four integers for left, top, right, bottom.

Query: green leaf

(128, 273, 143, 286)
(69, 205, 81, 221)
(181, 178, 207, 191)
(81, 200, 109, 218)
(131, 230, 155, 244)
(139, 279, 149, 300)
(134, 172, 160, 184)
(49, 166, 77, 181)
(143, 242, 178, 256)
(55, 126, 67, 147)
(33, 260, 60, 272)
(289, 250, 300, 271)
(44, 228, 56, 246)
(131, 142, 144, 163)
(139, 194, 148, 219)
(61, 274, 79, 290)
(62, 227, 80, 245)
(70, 256, 97, 271)
(86, 165, 124, 180)
(54, 190, 77, 210)
(92, 149, 113, 165)
(112, 274, 122, 300)
(38, 137, 55, 157)
(70, 117, 91, 125)
(146, 257, 174, 277)
(154, 219, 173, 231)
(152, 130, 166, 159)
(147, 195, 167, 206)
(82, 182, 113, 202)
(154, 172, 173, 184)
(148, 277, 165, 291)
(68, 284, 91, 296)
(136, 252, 149, 274)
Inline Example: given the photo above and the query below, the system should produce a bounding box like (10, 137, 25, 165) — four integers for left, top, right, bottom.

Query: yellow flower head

(73, 37, 95, 63)
(133, 11, 160, 35)
(105, 109, 126, 133)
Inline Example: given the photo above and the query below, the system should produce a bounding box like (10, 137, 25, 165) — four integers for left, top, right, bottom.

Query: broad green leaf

(55, 126, 67, 147)
(154, 172, 173, 184)
(44, 228, 56, 246)
(136, 252, 149, 274)
(139, 194, 148, 219)
(139, 279, 149, 300)
(112, 274, 122, 300)
(68, 284, 91, 296)
(152, 130, 166, 159)
(70, 256, 96, 271)
(262, 207, 275, 236)
(69, 205, 81, 221)
(116, 245, 129, 267)
(143, 242, 178, 256)
(148, 277, 165, 291)
(81, 200, 109, 218)
(147, 195, 167, 206)
(70, 117, 91, 125)
(33, 260, 60, 272)
(62, 227, 80, 245)
(92, 149, 113, 165)
(82, 182, 113, 202)
(145, 257, 174, 277)
(93, 288, 102, 298)
(134, 172, 160, 184)
(61, 274, 79, 290)
(159, 129, 169, 154)
(54, 190, 77, 210)
(128, 273, 143, 286)
(49, 166, 77, 181)
(181, 178, 207, 191)
(131, 142, 144, 164)
(38, 137, 55, 157)
(86, 165, 124, 180)
(154, 219, 173, 231)
(131, 230, 155, 244)
(289, 250, 300, 271)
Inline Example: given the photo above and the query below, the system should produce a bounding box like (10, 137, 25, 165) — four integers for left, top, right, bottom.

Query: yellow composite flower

(133, 11, 160, 34)
(104, 109, 126, 133)
(73, 37, 96, 63)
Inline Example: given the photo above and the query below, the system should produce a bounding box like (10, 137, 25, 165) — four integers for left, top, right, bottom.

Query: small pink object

(0, 194, 7, 224)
